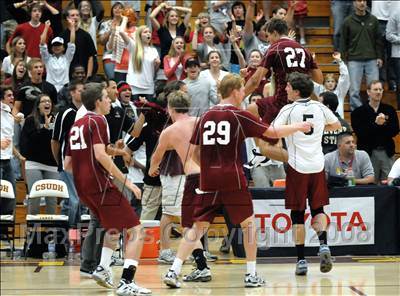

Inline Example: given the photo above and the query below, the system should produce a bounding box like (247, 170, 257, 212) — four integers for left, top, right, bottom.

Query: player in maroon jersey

(163, 74, 312, 288)
(64, 83, 151, 296)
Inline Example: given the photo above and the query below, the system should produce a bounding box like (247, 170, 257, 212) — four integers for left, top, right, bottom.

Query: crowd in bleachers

(1, 0, 400, 262)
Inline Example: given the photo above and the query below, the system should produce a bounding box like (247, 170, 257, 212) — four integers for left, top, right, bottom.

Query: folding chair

(24, 179, 69, 258)
(0, 180, 16, 258)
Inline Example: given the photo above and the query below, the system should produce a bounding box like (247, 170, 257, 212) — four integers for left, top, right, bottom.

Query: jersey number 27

(203, 121, 230, 145)
(284, 47, 306, 68)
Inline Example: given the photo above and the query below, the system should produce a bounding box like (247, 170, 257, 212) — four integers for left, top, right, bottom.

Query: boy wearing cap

(40, 19, 76, 92)
(183, 57, 218, 116)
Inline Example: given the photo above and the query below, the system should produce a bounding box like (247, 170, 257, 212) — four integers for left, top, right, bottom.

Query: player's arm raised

(93, 143, 141, 199)
(244, 67, 269, 97)
(149, 131, 172, 177)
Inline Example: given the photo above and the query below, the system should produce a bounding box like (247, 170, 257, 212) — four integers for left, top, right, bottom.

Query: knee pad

(311, 207, 325, 218)
(290, 210, 305, 225)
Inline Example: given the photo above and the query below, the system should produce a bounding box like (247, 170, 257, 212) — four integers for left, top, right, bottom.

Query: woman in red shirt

(163, 36, 191, 82)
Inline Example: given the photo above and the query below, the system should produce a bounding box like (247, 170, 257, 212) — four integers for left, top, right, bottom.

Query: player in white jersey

(272, 72, 341, 276)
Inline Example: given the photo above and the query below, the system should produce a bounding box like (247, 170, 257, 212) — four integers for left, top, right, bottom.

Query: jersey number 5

(70, 126, 88, 150)
(303, 114, 314, 135)
(203, 121, 230, 145)
(284, 47, 306, 68)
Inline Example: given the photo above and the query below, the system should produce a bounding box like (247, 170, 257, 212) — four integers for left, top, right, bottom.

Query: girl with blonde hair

(1, 37, 30, 76)
(163, 36, 191, 81)
(120, 25, 160, 100)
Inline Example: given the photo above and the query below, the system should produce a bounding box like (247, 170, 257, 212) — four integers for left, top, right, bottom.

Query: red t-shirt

(190, 104, 268, 192)
(8, 22, 53, 58)
(261, 37, 317, 96)
(68, 112, 114, 196)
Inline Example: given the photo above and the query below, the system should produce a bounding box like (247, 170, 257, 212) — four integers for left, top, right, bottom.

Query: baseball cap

(51, 37, 64, 45)
(185, 57, 200, 69)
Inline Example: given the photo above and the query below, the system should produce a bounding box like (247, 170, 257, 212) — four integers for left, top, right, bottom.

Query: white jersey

(273, 99, 338, 174)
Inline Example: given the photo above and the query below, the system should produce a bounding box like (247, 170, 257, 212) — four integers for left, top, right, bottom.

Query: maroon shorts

(181, 173, 200, 228)
(192, 189, 254, 225)
(285, 165, 329, 210)
(82, 187, 140, 231)
(256, 94, 288, 125)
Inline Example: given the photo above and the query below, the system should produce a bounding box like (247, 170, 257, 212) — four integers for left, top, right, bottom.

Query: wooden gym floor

(1, 239, 399, 296)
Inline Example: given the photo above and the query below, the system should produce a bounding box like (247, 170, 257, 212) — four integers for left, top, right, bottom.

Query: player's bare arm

(93, 143, 142, 199)
(50, 139, 60, 166)
(265, 122, 312, 138)
(310, 68, 324, 85)
(324, 120, 342, 132)
(64, 155, 72, 173)
(244, 67, 269, 97)
(149, 130, 173, 177)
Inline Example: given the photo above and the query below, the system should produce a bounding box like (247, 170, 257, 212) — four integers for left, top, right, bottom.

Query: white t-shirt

(388, 158, 400, 179)
(273, 99, 338, 174)
(126, 39, 159, 95)
(1, 56, 31, 75)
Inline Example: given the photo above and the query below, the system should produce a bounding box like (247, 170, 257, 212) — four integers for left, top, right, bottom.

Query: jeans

(0, 159, 16, 215)
(103, 60, 115, 80)
(331, 0, 353, 50)
(60, 170, 81, 227)
(348, 59, 379, 110)
(25, 169, 59, 215)
(393, 58, 400, 109)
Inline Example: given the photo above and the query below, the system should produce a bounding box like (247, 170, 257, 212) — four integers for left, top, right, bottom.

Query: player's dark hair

(319, 91, 338, 112)
(167, 90, 191, 114)
(266, 18, 288, 35)
(337, 131, 353, 145)
(81, 82, 104, 111)
(287, 72, 314, 98)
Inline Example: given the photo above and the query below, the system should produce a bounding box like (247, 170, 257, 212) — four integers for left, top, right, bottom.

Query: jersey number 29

(203, 121, 230, 145)
(70, 126, 88, 150)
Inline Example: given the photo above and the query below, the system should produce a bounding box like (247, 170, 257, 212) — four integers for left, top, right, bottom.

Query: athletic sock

(246, 261, 256, 277)
(296, 244, 305, 261)
(99, 247, 114, 268)
(318, 231, 328, 245)
(170, 258, 183, 276)
(192, 248, 207, 270)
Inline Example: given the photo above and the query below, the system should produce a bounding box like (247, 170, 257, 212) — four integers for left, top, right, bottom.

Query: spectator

(387, 158, 400, 186)
(386, 9, 400, 109)
(56, 64, 86, 111)
(163, 36, 191, 82)
(4, 59, 29, 92)
(199, 51, 229, 98)
(193, 25, 229, 71)
(6, 3, 54, 58)
(20, 94, 59, 215)
(313, 52, 350, 117)
(1, 36, 30, 77)
(319, 91, 352, 155)
(1, 87, 17, 215)
(51, 80, 84, 226)
(183, 57, 218, 116)
(13, 58, 57, 118)
(60, 7, 97, 80)
(185, 12, 211, 43)
(98, 1, 124, 80)
(340, 0, 383, 110)
(240, 49, 268, 96)
(40, 0, 63, 36)
(120, 25, 160, 101)
(371, 0, 397, 90)
(292, 0, 308, 45)
(107, 6, 137, 83)
(243, 0, 269, 59)
(351, 80, 399, 183)
(40, 20, 76, 92)
(150, 2, 191, 68)
(330, 0, 353, 51)
(208, 0, 232, 35)
(77, 0, 104, 50)
(324, 132, 375, 185)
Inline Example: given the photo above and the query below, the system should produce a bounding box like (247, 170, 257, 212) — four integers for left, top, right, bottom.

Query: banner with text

(253, 197, 375, 248)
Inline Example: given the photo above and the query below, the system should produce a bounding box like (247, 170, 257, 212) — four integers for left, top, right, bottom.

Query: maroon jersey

(261, 37, 317, 94)
(190, 105, 268, 192)
(68, 112, 114, 196)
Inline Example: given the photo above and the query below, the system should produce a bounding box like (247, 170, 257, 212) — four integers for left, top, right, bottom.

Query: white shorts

(160, 174, 185, 217)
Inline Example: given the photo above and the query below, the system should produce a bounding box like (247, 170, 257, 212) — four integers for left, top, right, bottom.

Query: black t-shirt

(157, 23, 186, 68)
(61, 28, 97, 74)
(105, 104, 135, 173)
(52, 103, 78, 171)
(322, 113, 352, 155)
(17, 80, 58, 117)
